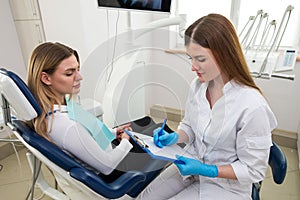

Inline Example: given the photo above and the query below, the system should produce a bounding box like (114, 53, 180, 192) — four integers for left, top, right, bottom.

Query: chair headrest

(0, 68, 41, 121)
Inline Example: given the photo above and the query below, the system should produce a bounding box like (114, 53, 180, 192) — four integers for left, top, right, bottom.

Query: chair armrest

(69, 167, 146, 199)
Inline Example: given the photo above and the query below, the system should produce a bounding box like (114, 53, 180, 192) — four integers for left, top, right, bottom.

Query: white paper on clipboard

(125, 130, 194, 163)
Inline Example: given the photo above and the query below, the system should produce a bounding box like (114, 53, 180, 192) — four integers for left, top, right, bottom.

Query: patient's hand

(120, 132, 130, 141)
(116, 123, 132, 141)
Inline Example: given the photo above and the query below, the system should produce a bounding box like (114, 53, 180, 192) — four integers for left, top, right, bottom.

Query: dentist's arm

(175, 155, 237, 179)
(217, 164, 237, 179)
(176, 129, 190, 143)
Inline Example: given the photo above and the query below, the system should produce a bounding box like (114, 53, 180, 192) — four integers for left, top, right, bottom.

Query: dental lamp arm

(133, 15, 186, 39)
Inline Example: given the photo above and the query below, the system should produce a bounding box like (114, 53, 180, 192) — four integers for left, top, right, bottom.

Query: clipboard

(124, 130, 192, 164)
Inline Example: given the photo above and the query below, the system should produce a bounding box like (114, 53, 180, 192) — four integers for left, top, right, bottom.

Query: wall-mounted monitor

(97, 0, 172, 13)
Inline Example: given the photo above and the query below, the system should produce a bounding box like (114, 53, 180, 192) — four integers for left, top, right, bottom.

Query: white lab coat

(47, 105, 133, 175)
(138, 78, 277, 200)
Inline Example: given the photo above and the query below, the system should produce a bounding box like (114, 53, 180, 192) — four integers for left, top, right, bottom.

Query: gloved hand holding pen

(174, 155, 219, 178)
(153, 128, 178, 148)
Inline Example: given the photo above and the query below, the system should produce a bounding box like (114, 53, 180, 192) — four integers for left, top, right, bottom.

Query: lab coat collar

(50, 104, 68, 115)
(222, 80, 240, 94)
(200, 79, 238, 96)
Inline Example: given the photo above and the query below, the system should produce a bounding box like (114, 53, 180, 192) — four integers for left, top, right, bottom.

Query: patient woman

(26, 42, 156, 183)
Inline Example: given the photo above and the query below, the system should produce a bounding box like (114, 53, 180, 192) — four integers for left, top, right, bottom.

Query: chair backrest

(0, 68, 148, 199)
(0, 68, 41, 121)
(251, 142, 287, 200)
(269, 142, 287, 184)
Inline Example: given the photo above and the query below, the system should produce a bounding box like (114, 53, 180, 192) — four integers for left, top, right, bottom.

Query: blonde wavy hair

(26, 42, 79, 140)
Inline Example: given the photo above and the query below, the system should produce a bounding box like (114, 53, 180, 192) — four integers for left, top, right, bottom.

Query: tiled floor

(0, 147, 55, 200)
(0, 120, 299, 200)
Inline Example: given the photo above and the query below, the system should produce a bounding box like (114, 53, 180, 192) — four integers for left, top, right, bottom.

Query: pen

(174, 159, 185, 164)
(158, 118, 167, 136)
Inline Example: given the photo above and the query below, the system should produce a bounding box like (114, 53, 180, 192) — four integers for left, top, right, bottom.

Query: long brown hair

(26, 42, 79, 140)
(185, 13, 261, 93)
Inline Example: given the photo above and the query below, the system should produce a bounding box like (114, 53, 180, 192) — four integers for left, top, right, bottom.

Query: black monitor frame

(97, 0, 172, 13)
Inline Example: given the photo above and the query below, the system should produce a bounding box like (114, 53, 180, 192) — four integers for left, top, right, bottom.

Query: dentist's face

(41, 54, 82, 102)
(186, 42, 221, 83)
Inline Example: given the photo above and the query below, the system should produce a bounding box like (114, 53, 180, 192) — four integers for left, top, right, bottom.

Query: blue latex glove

(174, 155, 218, 178)
(153, 128, 178, 148)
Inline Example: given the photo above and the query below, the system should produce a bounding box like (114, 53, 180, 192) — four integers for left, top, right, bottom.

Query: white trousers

(136, 164, 200, 200)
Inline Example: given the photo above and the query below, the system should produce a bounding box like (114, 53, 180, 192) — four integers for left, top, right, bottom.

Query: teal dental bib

(66, 98, 115, 150)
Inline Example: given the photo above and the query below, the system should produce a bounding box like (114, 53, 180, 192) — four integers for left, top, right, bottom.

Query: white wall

(255, 63, 300, 132)
(38, 0, 86, 60)
(143, 25, 195, 113)
(0, 0, 26, 80)
(38, 0, 153, 63)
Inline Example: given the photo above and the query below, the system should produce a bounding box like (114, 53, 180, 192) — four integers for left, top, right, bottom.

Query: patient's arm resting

(13, 120, 146, 199)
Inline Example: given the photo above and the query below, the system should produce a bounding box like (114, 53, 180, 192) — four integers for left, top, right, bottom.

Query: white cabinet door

(9, 0, 40, 20)
(14, 20, 45, 64)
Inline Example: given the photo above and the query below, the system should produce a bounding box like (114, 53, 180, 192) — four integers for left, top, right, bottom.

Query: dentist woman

(137, 13, 277, 200)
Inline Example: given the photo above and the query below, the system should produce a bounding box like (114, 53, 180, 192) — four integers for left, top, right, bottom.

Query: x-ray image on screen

(98, 0, 172, 13)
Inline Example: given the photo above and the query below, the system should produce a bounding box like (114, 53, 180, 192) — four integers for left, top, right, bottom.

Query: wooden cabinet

(9, 0, 45, 65)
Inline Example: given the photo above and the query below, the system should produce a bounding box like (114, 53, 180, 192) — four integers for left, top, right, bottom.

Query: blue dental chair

(0, 68, 166, 199)
(251, 142, 287, 200)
